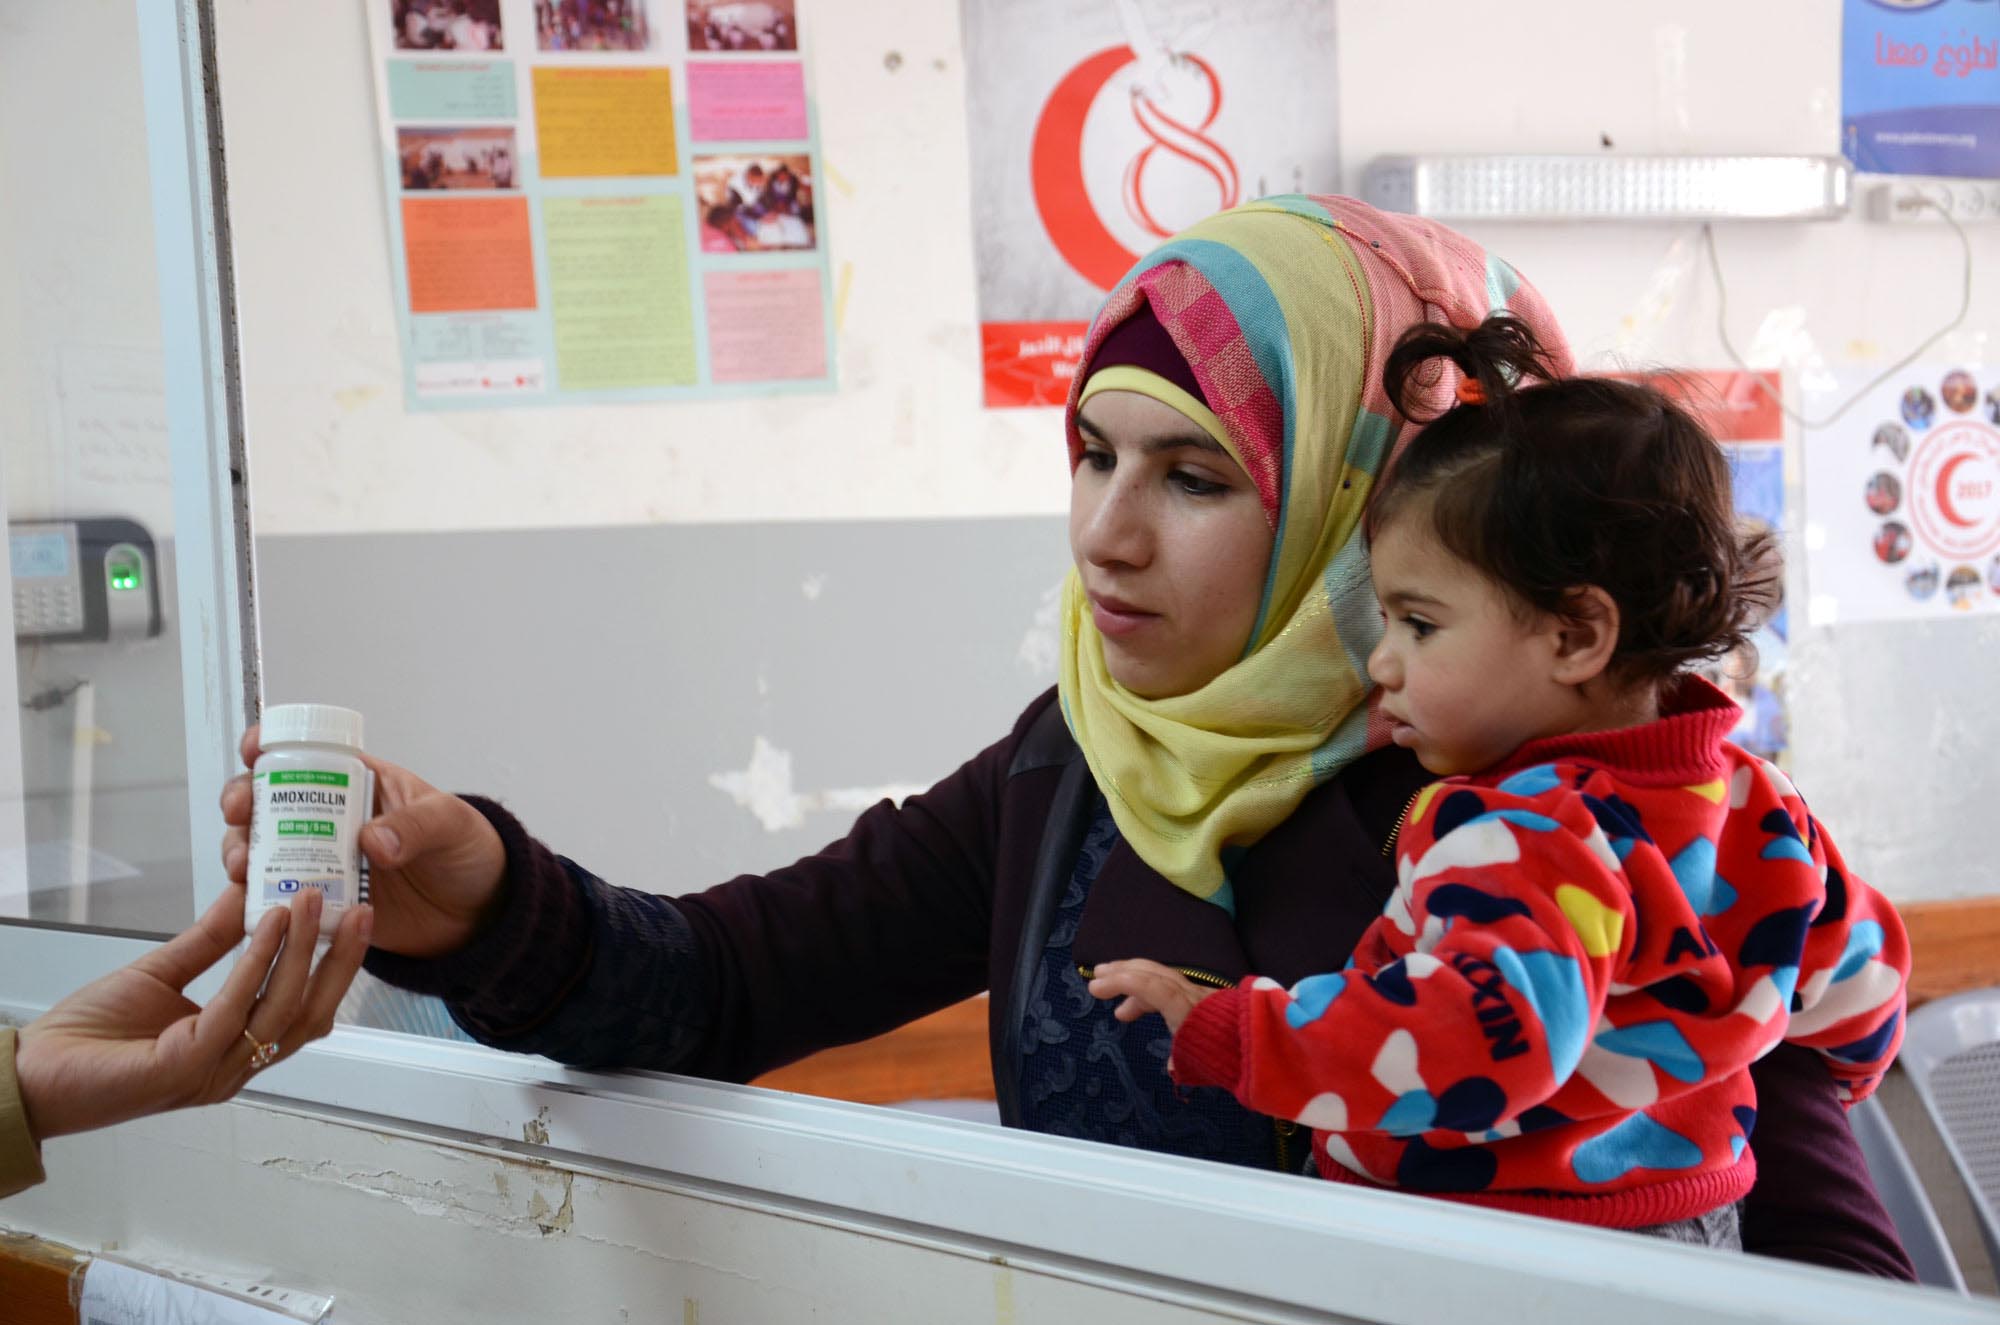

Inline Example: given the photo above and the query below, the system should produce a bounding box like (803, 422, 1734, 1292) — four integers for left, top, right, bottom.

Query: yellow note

(534, 67, 677, 178)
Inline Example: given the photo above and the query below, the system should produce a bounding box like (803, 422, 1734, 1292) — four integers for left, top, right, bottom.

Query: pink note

(704, 269, 827, 383)
(687, 61, 809, 143)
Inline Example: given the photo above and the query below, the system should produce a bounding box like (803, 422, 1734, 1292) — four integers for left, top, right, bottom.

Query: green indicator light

(108, 562, 141, 591)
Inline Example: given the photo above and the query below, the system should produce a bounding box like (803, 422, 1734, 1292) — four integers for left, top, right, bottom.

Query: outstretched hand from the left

(1087, 958, 1212, 1033)
(13, 884, 371, 1142)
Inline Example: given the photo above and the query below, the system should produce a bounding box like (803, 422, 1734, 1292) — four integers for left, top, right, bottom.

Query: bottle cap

(261, 703, 364, 750)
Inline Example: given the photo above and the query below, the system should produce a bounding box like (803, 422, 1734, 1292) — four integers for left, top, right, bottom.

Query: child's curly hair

(1367, 314, 1781, 686)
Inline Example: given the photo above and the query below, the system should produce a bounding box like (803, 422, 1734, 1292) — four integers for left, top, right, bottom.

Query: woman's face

(1069, 389, 1274, 698)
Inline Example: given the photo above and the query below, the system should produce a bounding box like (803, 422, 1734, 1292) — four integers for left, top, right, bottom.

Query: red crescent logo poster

(1805, 364, 2000, 623)
(961, 0, 1338, 408)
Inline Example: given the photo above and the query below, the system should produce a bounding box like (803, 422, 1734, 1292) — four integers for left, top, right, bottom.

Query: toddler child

(1089, 315, 1910, 1247)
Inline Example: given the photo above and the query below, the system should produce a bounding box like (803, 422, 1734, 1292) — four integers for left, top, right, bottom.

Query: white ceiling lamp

(1361, 155, 1853, 222)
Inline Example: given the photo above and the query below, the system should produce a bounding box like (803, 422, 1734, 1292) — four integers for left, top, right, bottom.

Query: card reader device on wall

(10, 518, 164, 642)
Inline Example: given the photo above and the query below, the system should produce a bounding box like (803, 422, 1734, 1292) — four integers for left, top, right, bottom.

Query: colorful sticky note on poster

(704, 269, 828, 383)
(400, 197, 537, 313)
(387, 60, 518, 120)
(1843, 0, 2000, 179)
(687, 61, 810, 142)
(533, 67, 678, 177)
(546, 196, 696, 389)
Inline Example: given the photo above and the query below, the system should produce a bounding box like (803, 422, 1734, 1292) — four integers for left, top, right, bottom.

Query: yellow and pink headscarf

(1057, 195, 1573, 909)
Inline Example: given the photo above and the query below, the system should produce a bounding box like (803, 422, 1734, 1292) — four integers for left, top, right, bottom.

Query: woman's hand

(1087, 959, 1213, 1033)
(220, 725, 506, 959)
(13, 885, 367, 1141)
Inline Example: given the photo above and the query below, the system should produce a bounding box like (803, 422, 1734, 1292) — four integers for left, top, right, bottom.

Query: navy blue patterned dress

(1015, 797, 1290, 1170)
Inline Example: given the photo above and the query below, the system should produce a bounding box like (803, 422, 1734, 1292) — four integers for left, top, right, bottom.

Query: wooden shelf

(0, 1230, 87, 1325)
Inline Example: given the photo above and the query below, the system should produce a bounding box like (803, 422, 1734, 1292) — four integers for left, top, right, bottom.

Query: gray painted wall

(258, 517, 1996, 906)
(256, 517, 1071, 893)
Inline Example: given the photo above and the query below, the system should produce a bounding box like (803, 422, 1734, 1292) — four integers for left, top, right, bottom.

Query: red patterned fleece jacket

(1171, 679, 1909, 1228)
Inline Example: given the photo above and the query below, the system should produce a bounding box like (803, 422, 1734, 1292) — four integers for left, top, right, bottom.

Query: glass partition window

(0, 1, 195, 936)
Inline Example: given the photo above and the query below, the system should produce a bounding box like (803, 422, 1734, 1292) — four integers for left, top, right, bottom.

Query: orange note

(533, 67, 677, 178)
(400, 197, 537, 314)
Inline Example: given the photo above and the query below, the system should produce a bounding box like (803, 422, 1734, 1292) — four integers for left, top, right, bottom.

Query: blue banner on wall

(1843, 0, 2000, 178)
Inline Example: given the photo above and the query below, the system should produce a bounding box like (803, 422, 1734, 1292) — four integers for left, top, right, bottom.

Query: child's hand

(1087, 959, 1212, 1033)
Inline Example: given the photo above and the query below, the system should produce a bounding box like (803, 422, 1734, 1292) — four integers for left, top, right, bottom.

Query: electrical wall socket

(1866, 177, 2000, 224)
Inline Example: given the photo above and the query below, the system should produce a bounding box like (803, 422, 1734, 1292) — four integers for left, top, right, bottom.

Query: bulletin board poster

(1804, 364, 2000, 625)
(1842, 0, 2000, 179)
(962, 0, 1338, 408)
(366, 1, 834, 410)
(1615, 370, 1791, 764)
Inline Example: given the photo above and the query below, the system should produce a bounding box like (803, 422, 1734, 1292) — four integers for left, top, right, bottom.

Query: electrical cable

(1701, 196, 1974, 432)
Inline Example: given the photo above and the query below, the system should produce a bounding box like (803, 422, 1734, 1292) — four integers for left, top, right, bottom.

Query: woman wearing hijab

(214, 196, 1912, 1276)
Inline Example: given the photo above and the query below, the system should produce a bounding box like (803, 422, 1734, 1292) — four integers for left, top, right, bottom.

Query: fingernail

(367, 825, 400, 860)
(358, 906, 374, 944)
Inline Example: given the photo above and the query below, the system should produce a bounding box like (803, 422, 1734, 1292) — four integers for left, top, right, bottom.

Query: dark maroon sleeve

(362, 794, 598, 1037)
(1742, 1043, 1917, 1280)
(365, 716, 1023, 1080)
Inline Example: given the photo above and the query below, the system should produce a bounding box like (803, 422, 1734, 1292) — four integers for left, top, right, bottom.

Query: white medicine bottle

(244, 704, 373, 938)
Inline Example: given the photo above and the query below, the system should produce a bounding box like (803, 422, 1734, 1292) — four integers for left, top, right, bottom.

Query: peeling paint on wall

(708, 736, 926, 831)
(1015, 578, 1064, 678)
(528, 1173, 575, 1236)
(254, 1154, 575, 1241)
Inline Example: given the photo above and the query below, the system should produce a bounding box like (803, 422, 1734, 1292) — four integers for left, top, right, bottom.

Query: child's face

(1365, 515, 1578, 776)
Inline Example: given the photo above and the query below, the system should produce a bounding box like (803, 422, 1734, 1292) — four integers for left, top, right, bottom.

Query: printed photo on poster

(687, 0, 798, 52)
(1806, 363, 2000, 624)
(398, 127, 519, 190)
(392, 0, 504, 51)
(962, 0, 1339, 407)
(536, 0, 653, 52)
(695, 154, 815, 252)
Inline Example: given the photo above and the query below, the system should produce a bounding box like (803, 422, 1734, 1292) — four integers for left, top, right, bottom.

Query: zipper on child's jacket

(1382, 784, 1433, 858)
(1078, 962, 1299, 1172)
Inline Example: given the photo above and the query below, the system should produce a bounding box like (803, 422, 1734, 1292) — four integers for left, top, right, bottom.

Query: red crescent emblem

(1031, 47, 1142, 292)
(1030, 47, 1240, 293)
(1935, 452, 1979, 529)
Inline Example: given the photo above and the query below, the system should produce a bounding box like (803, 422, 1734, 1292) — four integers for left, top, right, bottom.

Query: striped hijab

(1057, 196, 1573, 908)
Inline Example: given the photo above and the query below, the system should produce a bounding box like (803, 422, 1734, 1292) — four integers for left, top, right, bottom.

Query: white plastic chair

(1899, 988, 2000, 1281)
(1850, 1093, 1968, 1291)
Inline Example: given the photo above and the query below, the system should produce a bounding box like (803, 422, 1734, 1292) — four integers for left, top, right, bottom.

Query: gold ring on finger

(241, 1027, 281, 1070)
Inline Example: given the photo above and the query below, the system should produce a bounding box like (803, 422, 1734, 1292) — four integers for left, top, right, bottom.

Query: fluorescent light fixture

(1361, 155, 1852, 222)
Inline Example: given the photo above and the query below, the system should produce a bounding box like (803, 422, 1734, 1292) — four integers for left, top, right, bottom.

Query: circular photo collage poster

(1806, 364, 2000, 624)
